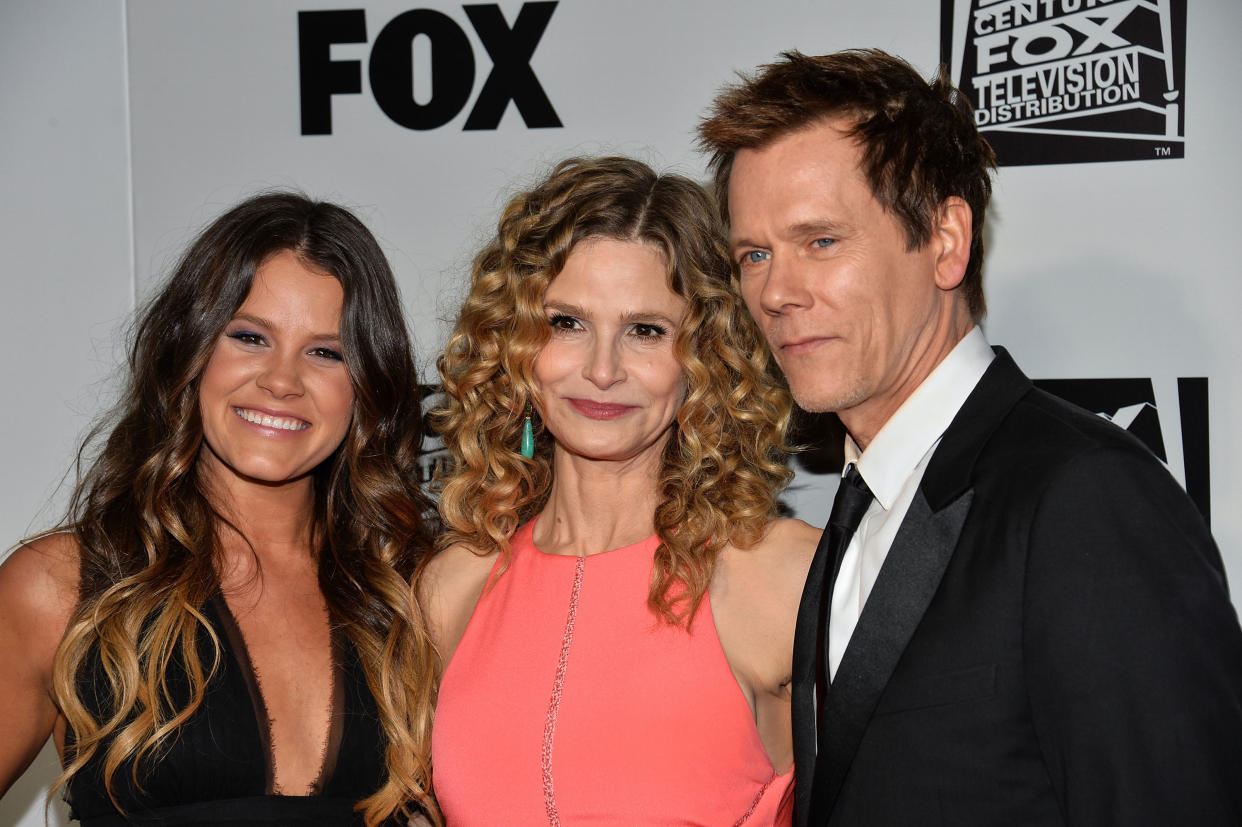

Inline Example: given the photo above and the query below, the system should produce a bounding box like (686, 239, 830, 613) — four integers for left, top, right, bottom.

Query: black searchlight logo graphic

(940, 0, 1185, 166)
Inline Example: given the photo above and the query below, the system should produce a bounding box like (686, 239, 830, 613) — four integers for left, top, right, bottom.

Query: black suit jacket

(792, 349, 1242, 826)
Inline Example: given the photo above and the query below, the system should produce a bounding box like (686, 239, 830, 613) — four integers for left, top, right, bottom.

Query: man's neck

(841, 322, 974, 451)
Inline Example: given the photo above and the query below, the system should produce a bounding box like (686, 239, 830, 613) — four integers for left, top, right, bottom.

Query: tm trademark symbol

(1155, 146, 1172, 157)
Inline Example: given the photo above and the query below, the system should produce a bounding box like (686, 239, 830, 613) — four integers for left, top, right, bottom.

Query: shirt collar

(844, 326, 995, 510)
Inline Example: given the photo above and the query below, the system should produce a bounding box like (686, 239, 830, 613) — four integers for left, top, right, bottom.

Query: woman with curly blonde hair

(0, 192, 437, 826)
(421, 157, 819, 825)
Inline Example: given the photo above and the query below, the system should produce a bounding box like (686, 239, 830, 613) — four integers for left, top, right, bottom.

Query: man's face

(729, 117, 957, 442)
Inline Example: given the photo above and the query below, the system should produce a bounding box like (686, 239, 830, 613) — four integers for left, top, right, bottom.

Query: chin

(230, 457, 320, 485)
(237, 468, 303, 485)
(789, 383, 865, 416)
(790, 397, 838, 415)
(568, 446, 635, 463)
(560, 436, 649, 463)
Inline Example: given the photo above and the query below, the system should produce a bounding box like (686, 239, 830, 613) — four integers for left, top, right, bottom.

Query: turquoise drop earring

(520, 403, 535, 459)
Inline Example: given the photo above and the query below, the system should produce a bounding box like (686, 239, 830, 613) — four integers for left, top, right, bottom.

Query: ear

(931, 196, 972, 292)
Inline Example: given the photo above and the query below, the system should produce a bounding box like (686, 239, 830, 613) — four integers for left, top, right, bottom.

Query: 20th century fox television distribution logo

(940, 0, 1185, 166)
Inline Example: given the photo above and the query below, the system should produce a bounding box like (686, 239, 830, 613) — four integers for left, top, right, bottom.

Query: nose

(755, 252, 813, 316)
(256, 350, 305, 398)
(583, 337, 625, 390)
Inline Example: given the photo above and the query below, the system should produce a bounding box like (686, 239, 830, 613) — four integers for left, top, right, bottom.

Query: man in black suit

(699, 49, 1242, 826)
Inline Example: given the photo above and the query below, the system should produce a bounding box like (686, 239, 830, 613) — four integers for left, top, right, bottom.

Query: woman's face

(533, 237, 687, 465)
(197, 249, 355, 493)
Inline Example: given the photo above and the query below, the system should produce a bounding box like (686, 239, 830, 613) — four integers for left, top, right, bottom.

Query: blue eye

(813, 238, 835, 248)
(741, 250, 770, 264)
(229, 331, 264, 346)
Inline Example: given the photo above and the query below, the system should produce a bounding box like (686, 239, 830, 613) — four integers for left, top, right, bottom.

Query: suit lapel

(808, 487, 974, 821)
(804, 348, 1033, 823)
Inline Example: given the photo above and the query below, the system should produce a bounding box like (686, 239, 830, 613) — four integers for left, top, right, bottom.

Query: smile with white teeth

(232, 407, 310, 431)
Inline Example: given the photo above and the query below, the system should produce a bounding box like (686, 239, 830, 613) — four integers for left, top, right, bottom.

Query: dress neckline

(523, 515, 658, 560)
(209, 594, 346, 797)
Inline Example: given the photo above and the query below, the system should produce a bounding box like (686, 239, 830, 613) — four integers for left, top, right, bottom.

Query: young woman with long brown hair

(0, 193, 438, 825)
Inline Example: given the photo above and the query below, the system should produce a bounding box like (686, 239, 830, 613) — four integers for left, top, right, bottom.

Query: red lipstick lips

(567, 398, 636, 420)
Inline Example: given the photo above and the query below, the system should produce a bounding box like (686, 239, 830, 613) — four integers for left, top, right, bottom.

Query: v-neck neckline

(209, 593, 346, 796)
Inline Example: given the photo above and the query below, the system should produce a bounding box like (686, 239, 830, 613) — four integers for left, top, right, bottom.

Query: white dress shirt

(827, 327, 995, 680)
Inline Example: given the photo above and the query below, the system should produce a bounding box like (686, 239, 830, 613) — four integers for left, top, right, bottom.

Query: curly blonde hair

(434, 156, 793, 624)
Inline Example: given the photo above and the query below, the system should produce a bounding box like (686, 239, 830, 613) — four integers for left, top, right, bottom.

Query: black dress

(66, 596, 394, 826)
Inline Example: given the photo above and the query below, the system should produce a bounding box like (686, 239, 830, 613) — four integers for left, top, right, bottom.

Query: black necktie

(815, 464, 875, 706)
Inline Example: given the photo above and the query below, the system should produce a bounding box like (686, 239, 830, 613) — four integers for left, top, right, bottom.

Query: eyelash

(227, 331, 343, 361)
(738, 238, 834, 267)
(229, 330, 265, 346)
(548, 314, 581, 332)
(630, 323, 668, 338)
(547, 315, 668, 339)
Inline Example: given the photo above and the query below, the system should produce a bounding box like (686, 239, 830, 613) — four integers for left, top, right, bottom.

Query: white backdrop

(3, 1, 1239, 824)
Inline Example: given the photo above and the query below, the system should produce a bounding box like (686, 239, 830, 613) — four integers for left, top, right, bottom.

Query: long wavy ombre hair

(49, 193, 437, 825)
(434, 157, 793, 625)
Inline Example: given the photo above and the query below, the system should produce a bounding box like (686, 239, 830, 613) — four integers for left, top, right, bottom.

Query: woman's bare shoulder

(715, 517, 819, 606)
(0, 532, 80, 632)
(418, 542, 498, 602)
(756, 517, 822, 556)
(743, 517, 821, 576)
(0, 534, 81, 700)
(416, 541, 500, 669)
(0, 534, 83, 794)
(711, 517, 822, 764)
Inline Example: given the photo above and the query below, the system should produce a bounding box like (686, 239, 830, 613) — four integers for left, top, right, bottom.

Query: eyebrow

(543, 302, 681, 328)
(230, 313, 341, 342)
(731, 219, 847, 250)
(620, 310, 680, 328)
(543, 301, 588, 318)
(788, 219, 846, 237)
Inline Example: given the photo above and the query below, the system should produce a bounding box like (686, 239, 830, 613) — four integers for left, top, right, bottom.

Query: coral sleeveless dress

(432, 520, 793, 825)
